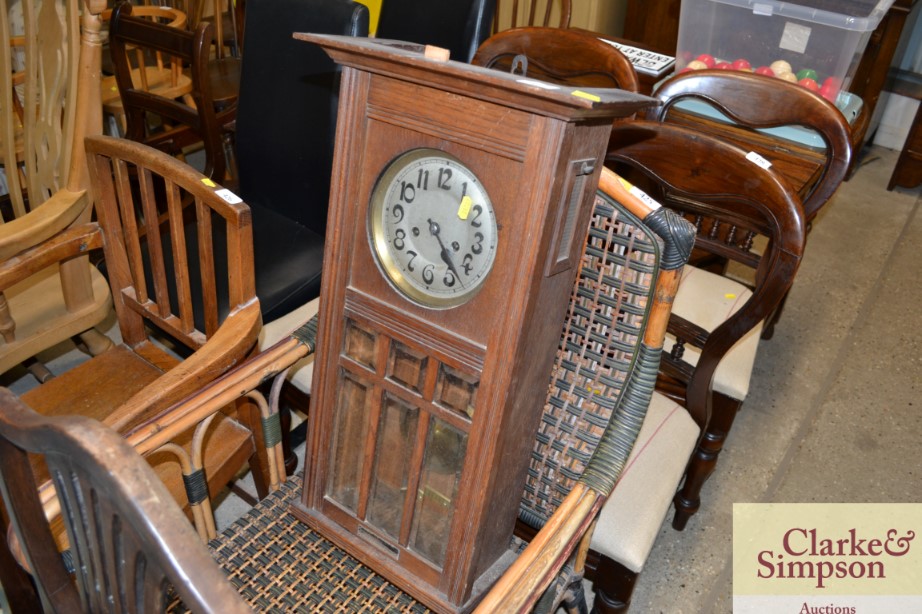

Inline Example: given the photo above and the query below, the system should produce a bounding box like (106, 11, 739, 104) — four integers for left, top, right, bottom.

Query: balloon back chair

(605, 120, 807, 535)
(647, 69, 852, 338)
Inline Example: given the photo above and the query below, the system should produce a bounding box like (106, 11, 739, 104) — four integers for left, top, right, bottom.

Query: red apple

(754, 66, 775, 77)
(731, 58, 751, 70)
(715, 61, 732, 70)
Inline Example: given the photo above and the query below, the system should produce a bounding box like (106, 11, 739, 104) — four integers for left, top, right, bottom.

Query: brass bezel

(368, 148, 496, 309)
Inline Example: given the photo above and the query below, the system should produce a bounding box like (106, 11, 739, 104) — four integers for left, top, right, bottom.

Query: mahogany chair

(648, 69, 852, 224)
(605, 120, 806, 533)
(374, 0, 494, 62)
(108, 2, 232, 183)
(492, 0, 571, 33)
(0, 166, 693, 612)
(472, 25, 639, 93)
(647, 69, 852, 338)
(0, 0, 113, 382)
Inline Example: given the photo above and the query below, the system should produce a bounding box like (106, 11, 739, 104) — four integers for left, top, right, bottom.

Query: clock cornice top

(294, 33, 658, 121)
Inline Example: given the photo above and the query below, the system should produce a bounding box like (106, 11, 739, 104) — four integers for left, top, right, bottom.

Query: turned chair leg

(589, 555, 639, 614)
(672, 393, 743, 530)
(76, 328, 114, 356)
(278, 381, 311, 476)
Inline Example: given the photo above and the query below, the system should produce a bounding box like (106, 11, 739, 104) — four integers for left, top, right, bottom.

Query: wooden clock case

(290, 35, 654, 612)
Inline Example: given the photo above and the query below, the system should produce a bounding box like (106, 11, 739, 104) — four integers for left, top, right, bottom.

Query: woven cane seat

(170, 475, 428, 613)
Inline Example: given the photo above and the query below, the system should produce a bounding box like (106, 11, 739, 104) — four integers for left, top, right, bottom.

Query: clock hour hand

(427, 218, 464, 287)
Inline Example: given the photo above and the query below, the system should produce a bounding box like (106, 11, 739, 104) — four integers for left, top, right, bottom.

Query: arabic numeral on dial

(438, 168, 452, 190)
(470, 204, 483, 228)
(393, 204, 404, 223)
(417, 169, 429, 190)
(422, 264, 435, 285)
(471, 232, 484, 255)
(461, 254, 473, 276)
(394, 228, 406, 250)
(443, 270, 456, 287)
(406, 250, 417, 271)
(400, 181, 415, 203)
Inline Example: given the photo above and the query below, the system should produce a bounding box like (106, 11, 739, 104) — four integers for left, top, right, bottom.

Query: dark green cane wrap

(578, 342, 661, 495)
(182, 468, 209, 505)
(291, 314, 319, 351)
(643, 207, 696, 271)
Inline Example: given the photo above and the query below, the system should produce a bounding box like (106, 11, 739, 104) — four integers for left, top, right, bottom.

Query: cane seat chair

(0, 0, 113, 381)
(605, 120, 806, 536)
(0, 166, 693, 612)
(647, 69, 852, 338)
(472, 26, 639, 93)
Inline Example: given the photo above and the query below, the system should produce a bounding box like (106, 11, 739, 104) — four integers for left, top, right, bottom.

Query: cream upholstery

(665, 265, 764, 401)
(257, 298, 321, 396)
(591, 391, 700, 572)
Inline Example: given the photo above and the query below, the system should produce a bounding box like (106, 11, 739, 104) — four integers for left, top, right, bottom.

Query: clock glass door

(325, 317, 479, 568)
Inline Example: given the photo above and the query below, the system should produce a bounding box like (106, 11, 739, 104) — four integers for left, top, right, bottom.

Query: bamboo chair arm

(476, 484, 604, 613)
(0, 190, 90, 261)
(123, 314, 319, 455)
(104, 300, 264, 432)
(0, 222, 102, 291)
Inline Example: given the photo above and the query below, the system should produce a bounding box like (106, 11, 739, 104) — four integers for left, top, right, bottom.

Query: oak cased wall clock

(290, 34, 654, 613)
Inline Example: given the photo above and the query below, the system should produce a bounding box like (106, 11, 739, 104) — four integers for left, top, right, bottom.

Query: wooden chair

(374, 0, 494, 62)
(0, 134, 268, 568)
(472, 25, 638, 93)
(492, 0, 571, 33)
(605, 120, 806, 538)
(0, 0, 113, 382)
(0, 166, 693, 612)
(185, 0, 244, 128)
(100, 4, 191, 135)
(647, 69, 853, 338)
(648, 70, 852, 224)
(108, 2, 232, 183)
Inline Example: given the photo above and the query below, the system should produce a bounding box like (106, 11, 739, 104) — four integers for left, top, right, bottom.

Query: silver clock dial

(369, 149, 498, 308)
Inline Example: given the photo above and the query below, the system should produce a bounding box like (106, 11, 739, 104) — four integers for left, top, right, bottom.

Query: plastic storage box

(676, 0, 897, 100)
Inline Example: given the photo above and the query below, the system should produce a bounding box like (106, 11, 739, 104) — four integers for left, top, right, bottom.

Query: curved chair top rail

(647, 69, 851, 222)
(473, 26, 639, 92)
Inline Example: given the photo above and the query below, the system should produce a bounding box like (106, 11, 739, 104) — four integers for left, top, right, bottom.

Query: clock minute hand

(427, 218, 464, 288)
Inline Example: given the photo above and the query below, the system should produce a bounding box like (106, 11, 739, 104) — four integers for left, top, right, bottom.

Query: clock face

(369, 149, 498, 308)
